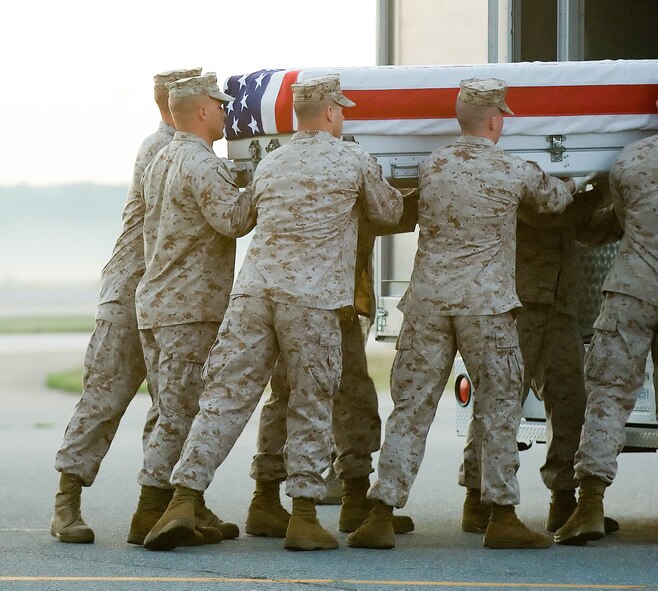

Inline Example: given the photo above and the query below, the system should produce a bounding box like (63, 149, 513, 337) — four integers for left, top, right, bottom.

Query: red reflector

(455, 375, 471, 406)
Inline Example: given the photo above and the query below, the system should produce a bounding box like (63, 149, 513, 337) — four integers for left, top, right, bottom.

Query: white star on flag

(247, 116, 260, 134)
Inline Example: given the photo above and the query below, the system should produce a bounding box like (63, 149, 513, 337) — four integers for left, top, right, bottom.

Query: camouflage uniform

(460, 191, 622, 492)
(369, 135, 573, 508)
(170, 130, 403, 500)
(250, 231, 381, 483)
(136, 131, 252, 488)
(574, 134, 658, 484)
(55, 122, 175, 486)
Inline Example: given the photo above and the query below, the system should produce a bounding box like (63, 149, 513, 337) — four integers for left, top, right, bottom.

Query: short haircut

(455, 100, 501, 133)
(294, 99, 332, 122)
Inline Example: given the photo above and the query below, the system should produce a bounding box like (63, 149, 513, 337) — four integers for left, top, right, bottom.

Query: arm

(358, 152, 404, 227)
(194, 157, 255, 238)
(521, 161, 574, 214)
(363, 187, 418, 236)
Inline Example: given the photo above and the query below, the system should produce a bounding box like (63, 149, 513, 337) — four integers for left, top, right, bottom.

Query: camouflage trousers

(370, 309, 523, 508)
(171, 296, 342, 501)
(461, 303, 586, 492)
(575, 292, 658, 484)
(55, 309, 154, 486)
(250, 312, 380, 483)
(138, 321, 219, 488)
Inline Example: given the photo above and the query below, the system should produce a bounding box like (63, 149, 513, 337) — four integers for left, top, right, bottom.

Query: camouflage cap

(292, 75, 356, 108)
(154, 68, 203, 90)
(457, 78, 514, 115)
(167, 72, 234, 102)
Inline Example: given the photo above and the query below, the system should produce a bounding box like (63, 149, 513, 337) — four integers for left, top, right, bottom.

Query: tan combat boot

(546, 489, 578, 532)
(547, 488, 619, 534)
(284, 497, 339, 551)
(245, 479, 291, 537)
(338, 477, 414, 534)
(461, 488, 490, 533)
(346, 500, 395, 549)
(50, 473, 95, 543)
(554, 477, 607, 546)
(483, 504, 552, 549)
(143, 486, 204, 551)
(195, 493, 240, 540)
(126, 486, 174, 545)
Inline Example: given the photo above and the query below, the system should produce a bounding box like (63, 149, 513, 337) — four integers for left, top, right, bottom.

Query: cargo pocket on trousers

(495, 331, 522, 401)
(395, 326, 414, 351)
(319, 328, 342, 394)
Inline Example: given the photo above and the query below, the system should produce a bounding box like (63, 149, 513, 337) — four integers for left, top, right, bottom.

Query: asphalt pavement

(0, 334, 657, 591)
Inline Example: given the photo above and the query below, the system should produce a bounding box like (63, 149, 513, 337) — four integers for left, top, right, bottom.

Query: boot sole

(245, 524, 287, 538)
(340, 517, 414, 535)
(483, 536, 553, 549)
(554, 529, 605, 546)
(178, 528, 217, 546)
(50, 525, 94, 544)
(284, 536, 339, 551)
(346, 536, 394, 550)
(461, 520, 487, 534)
(144, 521, 196, 551)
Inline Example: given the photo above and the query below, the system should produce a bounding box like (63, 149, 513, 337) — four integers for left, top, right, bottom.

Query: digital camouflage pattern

(409, 135, 573, 315)
(138, 322, 219, 488)
(462, 191, 622, 492)
(460, 305, 586, 493)
(135, 130, 253, 488)
(171, 297, 342, 500)
(458, 78, 514, 114)
(291, 75, 355, 108)
(135, 131, 253, 329)
(154, 68, 202, 90)
(170, 131, 402, 499)
(167, 72, 233, 103)
(55, 315, 154, 485)
(373, 309, 523, 507)
(250, 229, 380, 484)
(575, 133, 658, 484)
(370, 134, 574, 508)
(250, 311, 380, 483)
(55, 122, 175, 484)
(97, 122, 175, 323)
(603, 134, 658, 307)
(576, 294, 658, 483)
(232, 130, 403, 310)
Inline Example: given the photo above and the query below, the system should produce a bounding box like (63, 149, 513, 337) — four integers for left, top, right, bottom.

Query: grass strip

(0, 315, 95, 334)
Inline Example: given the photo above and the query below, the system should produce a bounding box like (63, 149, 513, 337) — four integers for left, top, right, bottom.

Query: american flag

(223, 61, 658, 141)
(224, 69, 301, 140)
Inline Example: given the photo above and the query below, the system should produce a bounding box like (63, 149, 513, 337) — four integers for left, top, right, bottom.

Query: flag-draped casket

(224, 59, 658, 179)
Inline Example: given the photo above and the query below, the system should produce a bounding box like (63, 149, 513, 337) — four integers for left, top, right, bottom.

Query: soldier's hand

(569, 171, 596, 194)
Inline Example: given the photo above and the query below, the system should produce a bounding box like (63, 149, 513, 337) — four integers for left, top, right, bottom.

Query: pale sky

(1, 0, 377, 187)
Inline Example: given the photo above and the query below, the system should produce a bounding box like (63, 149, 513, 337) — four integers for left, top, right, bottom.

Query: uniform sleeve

(520, 161, 574, 214)
(358, 151, 404, 226)
(519, 184, 605, 230)
(193, 158, 255, 238)
(608, 157, 627, 229)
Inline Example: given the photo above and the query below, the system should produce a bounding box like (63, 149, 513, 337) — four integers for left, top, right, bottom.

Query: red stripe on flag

(343, 84, 658, 120)
(275, 70, 301, 133)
